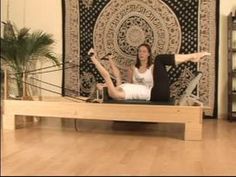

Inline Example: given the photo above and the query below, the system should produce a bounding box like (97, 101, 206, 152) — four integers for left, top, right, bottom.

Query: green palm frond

(2, 21, 16, 40)
(17, 27, 30, 40)
(0, 38, 17, 64)
(0, 21, 60, 67)
(0, 21, 60, 97)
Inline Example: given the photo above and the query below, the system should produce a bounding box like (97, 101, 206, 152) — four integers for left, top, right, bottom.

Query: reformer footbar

(176, 72, 203, 106)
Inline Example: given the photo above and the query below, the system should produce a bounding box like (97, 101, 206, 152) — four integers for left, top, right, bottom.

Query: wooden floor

(1, 119, 236, 176)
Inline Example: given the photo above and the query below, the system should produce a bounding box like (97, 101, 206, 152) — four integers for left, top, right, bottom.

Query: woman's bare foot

(88, 48, 98, 62)
(191, 52, 211, 62)
(88, 48, 95, 56)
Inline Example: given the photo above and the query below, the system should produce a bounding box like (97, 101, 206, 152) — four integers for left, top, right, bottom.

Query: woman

(96, 44, 153, 95)
(127, 44, 154, 89)
(89, 47, 210, 102)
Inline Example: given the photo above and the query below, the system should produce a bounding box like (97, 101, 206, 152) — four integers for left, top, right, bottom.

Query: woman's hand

(107, 54, 116, 64)
(107, 53, 114, 60)
(96, 83, 107, 91)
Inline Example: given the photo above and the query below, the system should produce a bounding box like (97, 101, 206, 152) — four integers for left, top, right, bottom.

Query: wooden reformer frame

(2, 69, 204, 140)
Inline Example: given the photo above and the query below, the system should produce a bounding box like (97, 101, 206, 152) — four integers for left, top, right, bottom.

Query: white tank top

(132, 65, 153, 89)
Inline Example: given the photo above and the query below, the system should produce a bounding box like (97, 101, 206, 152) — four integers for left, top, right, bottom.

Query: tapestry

(62, 0, 219, 117)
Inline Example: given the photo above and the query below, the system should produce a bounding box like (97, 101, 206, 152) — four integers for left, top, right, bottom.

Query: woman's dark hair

(135, 43, 152, 69)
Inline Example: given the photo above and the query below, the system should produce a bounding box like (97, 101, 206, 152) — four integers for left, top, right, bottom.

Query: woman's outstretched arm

(127, 66, 133, 83)
(175, 52, 211, 65)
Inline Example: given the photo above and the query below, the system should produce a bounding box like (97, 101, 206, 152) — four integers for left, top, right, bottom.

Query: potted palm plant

(0, 21, 60, 98)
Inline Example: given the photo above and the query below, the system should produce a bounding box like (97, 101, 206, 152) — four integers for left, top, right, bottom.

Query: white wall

(1, 0, 236, 118)
(24, 0, 63, 96)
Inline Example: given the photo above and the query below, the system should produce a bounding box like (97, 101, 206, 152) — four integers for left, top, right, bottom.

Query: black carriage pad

(103, 99, 175, 105)
(101, 86, 175, 105)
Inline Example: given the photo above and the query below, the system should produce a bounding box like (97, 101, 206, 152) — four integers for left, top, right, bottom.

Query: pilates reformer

(2, 60, 204, 141)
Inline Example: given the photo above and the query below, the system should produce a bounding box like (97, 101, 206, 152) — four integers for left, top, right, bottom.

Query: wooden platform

(2, 96, 203, 141)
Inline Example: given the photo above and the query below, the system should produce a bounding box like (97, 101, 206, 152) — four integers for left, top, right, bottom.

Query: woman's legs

(90, 55, 125, 100)
(150, 52, 210, 101)
(175, 52, 211, 64)
(150, 54, 176, 101)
